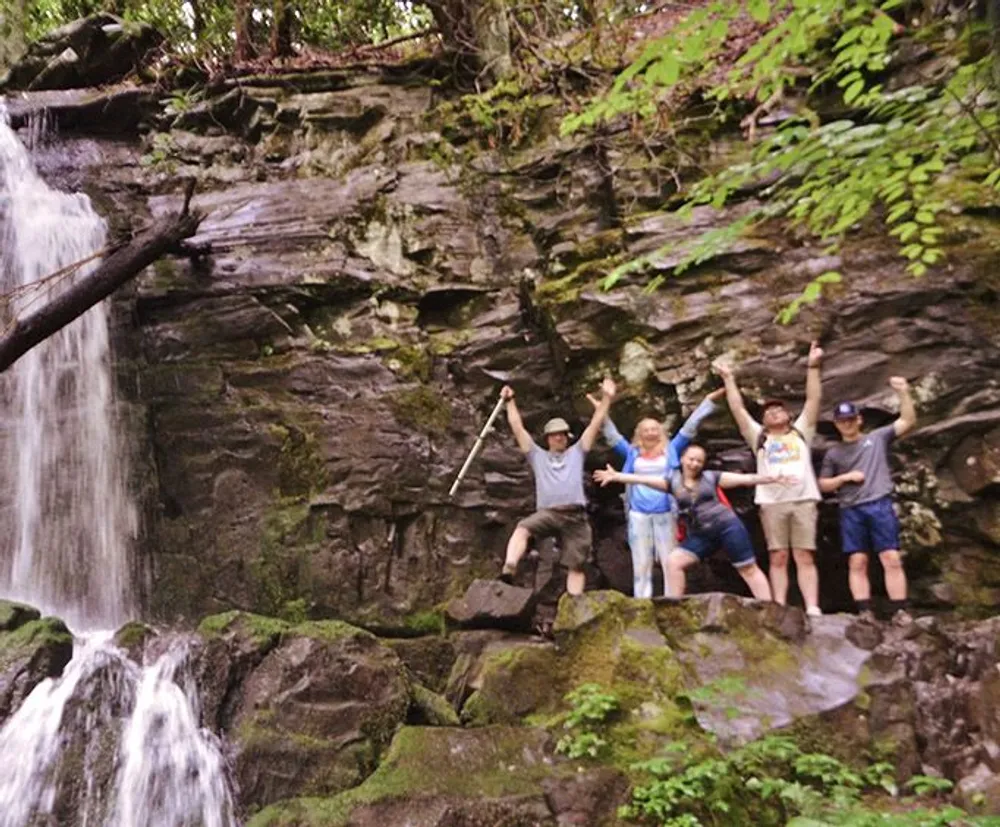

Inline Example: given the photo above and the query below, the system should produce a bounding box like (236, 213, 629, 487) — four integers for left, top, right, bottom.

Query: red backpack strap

(716, 486, 733, 509)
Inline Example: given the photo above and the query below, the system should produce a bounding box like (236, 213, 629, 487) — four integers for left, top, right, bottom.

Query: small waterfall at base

(0, 106, 238, 825)
(0, 636, 237, 827)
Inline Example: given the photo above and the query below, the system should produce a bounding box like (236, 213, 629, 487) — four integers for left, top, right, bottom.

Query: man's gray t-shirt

(527, 441, 587, 509)
(820, 425, 896, 507)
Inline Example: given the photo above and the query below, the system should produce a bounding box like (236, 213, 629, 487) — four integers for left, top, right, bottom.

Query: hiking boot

(891, 608, 914, 627)
(806, 605, 823, 618)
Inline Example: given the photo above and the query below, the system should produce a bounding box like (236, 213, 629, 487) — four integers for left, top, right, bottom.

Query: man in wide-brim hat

(498, 377, 616, 596)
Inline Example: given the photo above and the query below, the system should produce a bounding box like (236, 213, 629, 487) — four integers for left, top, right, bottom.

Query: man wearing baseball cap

(713, 342, 824, 615)
(497, 377, 616, 596)
(819, 377, 917, 623)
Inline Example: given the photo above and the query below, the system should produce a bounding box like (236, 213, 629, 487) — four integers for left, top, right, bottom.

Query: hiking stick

(448, 394, 507, 498)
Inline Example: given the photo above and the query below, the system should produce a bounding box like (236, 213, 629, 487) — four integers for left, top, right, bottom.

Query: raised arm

(890, 376, 916, 437)
(501, 386, 533, 454)
(669, 387, 724, 456)
(593, 466, 670, 491)
(579, 377, 617, 452)
(803, 341, 823, 427)
(712, 360, 760, 446)
(587, 392, 630, 459)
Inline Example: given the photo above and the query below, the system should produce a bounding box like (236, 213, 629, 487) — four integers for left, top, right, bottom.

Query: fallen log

(0, 185, 204, 373)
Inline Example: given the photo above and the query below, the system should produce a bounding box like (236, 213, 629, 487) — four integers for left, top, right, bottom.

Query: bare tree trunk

(423, 0, 513, 81)
(190, 0, 205, 38)
(234, 0, 256, 61)
(0, 199, 204, 374)
(270, 0, 294, 58)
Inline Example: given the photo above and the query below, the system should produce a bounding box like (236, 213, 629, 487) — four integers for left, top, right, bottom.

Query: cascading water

(0, 102, 134, 631)
(0, 104, 237, 826)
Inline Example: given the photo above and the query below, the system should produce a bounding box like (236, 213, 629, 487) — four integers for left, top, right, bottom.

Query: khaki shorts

(518, 506, 592, 571)
(759, 501, 818, 551)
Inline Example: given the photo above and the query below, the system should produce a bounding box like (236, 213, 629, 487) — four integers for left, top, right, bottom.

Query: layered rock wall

(7, 57, 1000, 627)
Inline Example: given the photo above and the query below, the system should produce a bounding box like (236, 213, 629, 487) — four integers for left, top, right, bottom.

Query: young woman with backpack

(592, 389, 725, 597)
(594, 443, 790, 600)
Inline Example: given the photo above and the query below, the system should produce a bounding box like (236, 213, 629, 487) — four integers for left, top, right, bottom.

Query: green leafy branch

(562, 0, 1000, 322)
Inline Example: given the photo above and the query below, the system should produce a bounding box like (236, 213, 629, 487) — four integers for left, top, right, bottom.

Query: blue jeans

(628, 511, 676, 598)
(681, 517, 757, 568)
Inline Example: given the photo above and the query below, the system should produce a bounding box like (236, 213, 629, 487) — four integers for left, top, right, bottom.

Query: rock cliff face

(5, 49, 999, 628)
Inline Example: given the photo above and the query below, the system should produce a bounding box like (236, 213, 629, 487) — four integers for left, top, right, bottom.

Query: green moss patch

(389, 386, 452, 433)
(0, 599, 40, 632)
(247, 726, 560, 827)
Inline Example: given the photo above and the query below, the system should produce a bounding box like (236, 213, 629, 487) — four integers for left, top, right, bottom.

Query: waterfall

(0, 104, 238, 826)
(0, 102, 135, 632)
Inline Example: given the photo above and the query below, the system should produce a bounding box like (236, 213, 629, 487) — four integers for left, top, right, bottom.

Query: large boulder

(196, 612, 411, 813)
(246, 726, 626, 827)
(1, 14, 162, 91)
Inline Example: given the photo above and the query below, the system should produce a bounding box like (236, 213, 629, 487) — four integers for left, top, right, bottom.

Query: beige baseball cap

(543, 417, 573, 437)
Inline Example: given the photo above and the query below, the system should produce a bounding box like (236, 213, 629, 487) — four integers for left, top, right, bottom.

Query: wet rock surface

(56, 62, 993, 628)
(0, 609, 74, 725)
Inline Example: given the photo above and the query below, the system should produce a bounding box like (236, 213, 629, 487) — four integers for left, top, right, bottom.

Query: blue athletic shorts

(681, 517, 756, 568)
(839, 496, 900, 554)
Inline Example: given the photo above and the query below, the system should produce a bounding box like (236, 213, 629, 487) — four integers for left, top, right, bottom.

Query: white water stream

(0, 104, 237, 826)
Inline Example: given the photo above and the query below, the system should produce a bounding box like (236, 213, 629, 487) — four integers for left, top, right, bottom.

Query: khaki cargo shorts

(759, 500, 818, 551)
(517, 506, 592, 571)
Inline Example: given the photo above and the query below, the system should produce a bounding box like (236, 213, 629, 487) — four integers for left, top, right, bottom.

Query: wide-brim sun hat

(543, 417, 573, 438)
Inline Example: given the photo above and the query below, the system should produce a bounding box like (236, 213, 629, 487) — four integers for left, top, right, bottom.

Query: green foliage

(15, 0, 429, 64)
(903, 775, 954, 797)
(621, 734, 941, 827)
(554, 682, 620, 760)
(565, 0, 1000, 319)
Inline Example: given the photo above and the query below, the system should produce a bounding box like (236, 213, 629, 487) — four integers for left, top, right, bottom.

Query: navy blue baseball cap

(834, 401, 860, 420)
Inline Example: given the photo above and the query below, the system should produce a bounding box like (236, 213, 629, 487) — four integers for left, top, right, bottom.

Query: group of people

(497, 343, 917, 623)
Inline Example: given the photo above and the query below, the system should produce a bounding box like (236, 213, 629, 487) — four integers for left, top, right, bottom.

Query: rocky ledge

(0, 599, 73, 726)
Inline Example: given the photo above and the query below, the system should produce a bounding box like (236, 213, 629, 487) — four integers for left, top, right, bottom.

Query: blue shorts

(681, 517, 756, 568)
(839, 496, 900, 554)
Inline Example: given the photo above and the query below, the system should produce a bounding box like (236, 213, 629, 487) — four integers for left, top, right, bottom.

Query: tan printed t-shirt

(742, 412, 821, 505)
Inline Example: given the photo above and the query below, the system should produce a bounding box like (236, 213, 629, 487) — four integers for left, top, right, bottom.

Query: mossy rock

(197, 610, 292, 648)
(385, 635, 457, 693)
(0, 599, 40, 632)
(0, 616, 73, 672)
(408, 683, 460, 727)
(229, 617, 412, 811)
(389, 386, 452, 433)
(112, 621, 157, 661)
(460, 644, 563, 726)
(246, 725, 563, 827)
(0, 617, 74, 721)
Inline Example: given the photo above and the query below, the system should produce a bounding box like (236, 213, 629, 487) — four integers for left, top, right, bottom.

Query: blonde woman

(593, 388, 725, 598)
(595, 443, 780, 600)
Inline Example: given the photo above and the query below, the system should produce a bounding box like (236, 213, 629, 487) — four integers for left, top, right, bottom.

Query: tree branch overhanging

(0, 189, 204, 374)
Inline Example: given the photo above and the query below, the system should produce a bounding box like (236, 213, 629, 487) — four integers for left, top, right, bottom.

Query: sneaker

(498, 567, 516, 586)
(891, 608, 914, 627)
(806, 605, 823, 617)
(857, 609, 877, 623)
